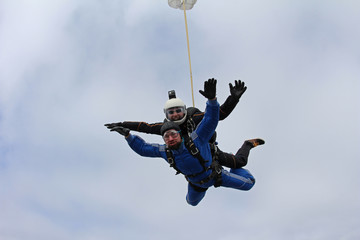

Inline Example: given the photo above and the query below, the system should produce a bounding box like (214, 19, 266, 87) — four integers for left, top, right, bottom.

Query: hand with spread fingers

(229, 80, 247, 100)
(199, 78, 217, 100)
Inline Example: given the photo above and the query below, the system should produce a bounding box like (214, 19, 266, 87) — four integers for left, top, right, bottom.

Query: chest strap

(165, 135, 208, 178)
(183, 134, 208, 170)
(165, 145, 223, 187)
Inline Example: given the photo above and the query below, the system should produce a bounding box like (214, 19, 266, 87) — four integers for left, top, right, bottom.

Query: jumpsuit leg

(220, 168, 255, 191)
(186, 183, 208, 206)
(216, 141, 253, 169)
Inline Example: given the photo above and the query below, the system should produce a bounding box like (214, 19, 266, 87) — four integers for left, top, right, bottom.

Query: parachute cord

(183, 2, 195, 107)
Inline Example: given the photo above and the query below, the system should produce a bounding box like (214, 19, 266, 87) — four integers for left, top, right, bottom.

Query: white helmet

(163, 97, 187, 125)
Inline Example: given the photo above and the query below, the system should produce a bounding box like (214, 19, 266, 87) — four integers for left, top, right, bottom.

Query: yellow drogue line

(183, 2, 195, 107)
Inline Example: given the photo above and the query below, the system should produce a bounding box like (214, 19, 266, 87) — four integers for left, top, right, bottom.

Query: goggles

(166, 107, 184, 115)
(163, 130, 181, 140)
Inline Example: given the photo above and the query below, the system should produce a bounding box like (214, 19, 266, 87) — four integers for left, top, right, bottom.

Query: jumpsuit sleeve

(126, 134, 165, 158)
(219, 95, 239, 120)
(188, 94, 239, 124)
(194, 99, 220, 143)
(121, 121, 163, 135)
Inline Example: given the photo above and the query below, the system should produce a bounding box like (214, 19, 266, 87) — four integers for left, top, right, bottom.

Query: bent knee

(186, 197, 200, 206)
(187, 200, 200, 206)
(242, 179, 255, 191)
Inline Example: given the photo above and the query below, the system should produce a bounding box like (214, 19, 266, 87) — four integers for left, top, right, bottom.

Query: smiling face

(166, 107, 185, 121)
(163, 129, 182, 149)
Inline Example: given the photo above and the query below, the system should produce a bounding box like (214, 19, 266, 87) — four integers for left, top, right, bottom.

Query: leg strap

(189, 182, 208, 192)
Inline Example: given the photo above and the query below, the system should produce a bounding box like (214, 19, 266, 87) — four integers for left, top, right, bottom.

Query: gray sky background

(1, 0, 359, 239)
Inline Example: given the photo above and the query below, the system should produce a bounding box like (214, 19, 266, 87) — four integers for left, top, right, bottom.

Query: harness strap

(210, 142, 218, 159)
(189, 182, 208, 192)
(183, 134, 208, 170)
(165, 114, 220, 184)
(191, 160, 223, 187)
(165, 145, 206, 177)
(186, 116, 196, 134)
(166, 145, 223, 187)
(165, 147, 182, 175)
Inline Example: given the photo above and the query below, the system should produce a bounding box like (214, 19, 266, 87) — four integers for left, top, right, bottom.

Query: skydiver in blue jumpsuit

(105, 79, 264, 169)
(108, 79, 260, 206)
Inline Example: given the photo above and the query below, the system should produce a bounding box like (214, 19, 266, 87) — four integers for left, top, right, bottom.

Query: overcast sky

(1, 0, 359, 239)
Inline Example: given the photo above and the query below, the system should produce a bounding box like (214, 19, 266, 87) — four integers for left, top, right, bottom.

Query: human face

(166, 107, 185, 121)
(163, 129, 182, 149)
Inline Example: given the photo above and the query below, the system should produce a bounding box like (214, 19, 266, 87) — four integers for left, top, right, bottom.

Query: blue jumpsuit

(126, 99, 255, 206)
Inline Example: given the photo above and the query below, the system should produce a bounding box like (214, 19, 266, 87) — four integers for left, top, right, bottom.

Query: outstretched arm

(105, 121, 163, 135)
(197, 78, 220, 142)
(189, 80, 247, 124)
(108, 126, 164, 158)
(219, 80, 247, 120)
(126, 134, 164, 158)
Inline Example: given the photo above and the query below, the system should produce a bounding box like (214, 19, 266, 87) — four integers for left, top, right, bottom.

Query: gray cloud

(1, 0, 359, 239)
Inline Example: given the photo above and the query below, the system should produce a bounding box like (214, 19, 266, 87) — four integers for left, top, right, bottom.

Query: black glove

(110, 126, 130, 137)
(104, 122, 124, 129)
(199, 78, 217, 99)
(229, 80, 247, 100)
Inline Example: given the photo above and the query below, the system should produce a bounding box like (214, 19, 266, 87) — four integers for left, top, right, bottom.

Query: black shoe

(245, 138, 265, 148)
